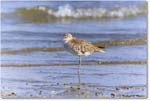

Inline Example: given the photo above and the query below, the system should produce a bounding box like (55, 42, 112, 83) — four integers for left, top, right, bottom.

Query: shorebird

(63, 33, 105, 88)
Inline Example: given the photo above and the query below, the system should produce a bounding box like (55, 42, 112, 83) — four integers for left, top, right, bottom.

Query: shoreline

(1, 61, 147, 67)
(1, 38, 147, 55)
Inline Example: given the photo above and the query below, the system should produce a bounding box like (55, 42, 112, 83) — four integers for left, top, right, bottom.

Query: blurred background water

(1, 1, 147, 98)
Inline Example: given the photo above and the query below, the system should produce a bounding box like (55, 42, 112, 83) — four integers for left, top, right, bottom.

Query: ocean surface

(1, 1, 147, 98)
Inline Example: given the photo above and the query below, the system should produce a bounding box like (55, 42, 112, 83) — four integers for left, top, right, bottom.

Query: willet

(63, 33, 105, 89)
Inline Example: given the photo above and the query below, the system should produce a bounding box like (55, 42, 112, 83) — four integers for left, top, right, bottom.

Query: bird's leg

(78, 56, 81, 89)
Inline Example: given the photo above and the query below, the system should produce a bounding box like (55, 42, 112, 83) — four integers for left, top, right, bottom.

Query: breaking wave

(15, 4, 147, 19)
(52, 4, 147, 18)
(1, 4, 147, 23)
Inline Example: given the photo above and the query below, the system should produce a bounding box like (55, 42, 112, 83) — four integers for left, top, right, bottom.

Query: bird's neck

(64, 38, 73, 43)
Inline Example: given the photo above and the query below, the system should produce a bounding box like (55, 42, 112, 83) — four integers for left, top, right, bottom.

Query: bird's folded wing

(69, 38, 101, 53)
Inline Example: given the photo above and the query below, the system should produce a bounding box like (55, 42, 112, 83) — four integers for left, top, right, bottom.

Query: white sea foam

(18, 4, 147, 19)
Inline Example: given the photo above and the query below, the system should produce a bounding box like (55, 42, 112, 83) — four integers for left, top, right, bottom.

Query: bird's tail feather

(98, 46, 105, 49)
(98, 46, 105, 53)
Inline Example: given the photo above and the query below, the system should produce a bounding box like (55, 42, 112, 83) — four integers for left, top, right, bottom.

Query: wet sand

(1, 64, 147, 98)
(1, 61, 147, 67)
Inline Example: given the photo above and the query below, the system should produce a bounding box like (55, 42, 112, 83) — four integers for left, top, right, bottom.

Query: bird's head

(63, 33, 73, 43)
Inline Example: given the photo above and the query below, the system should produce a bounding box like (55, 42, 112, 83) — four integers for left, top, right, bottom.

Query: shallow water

(1, 64, 146, 98)
(1, 1, 147, 98)
(1, 45, 147, 65)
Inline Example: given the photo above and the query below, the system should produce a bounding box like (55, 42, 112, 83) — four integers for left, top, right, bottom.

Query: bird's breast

(64, 43, 91, 56)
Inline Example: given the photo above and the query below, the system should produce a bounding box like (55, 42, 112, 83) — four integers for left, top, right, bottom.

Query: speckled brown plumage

(63, 33, 105, 88)
(64, 33, 104, 56)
